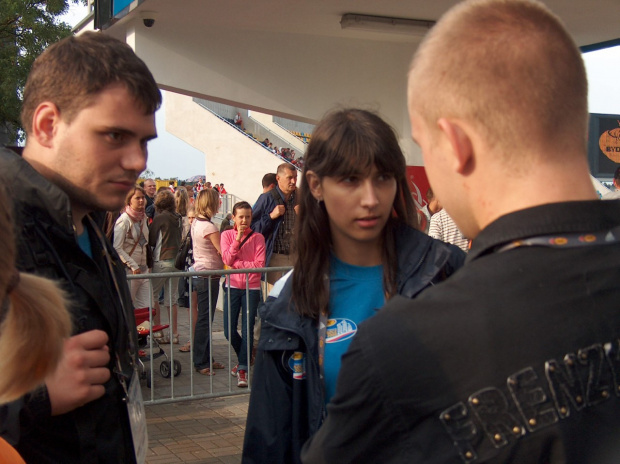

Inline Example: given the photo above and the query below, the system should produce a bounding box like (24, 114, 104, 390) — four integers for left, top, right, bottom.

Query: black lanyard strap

(496, 225, 620, 253)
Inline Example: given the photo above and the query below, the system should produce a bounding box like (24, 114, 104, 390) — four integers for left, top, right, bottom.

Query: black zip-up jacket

(242, 223, 465, 463)
(0, 148, 139, 463)
(301, 200, 620, 464)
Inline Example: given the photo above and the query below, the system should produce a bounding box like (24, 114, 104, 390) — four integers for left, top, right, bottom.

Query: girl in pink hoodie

(220, 201, 266, 387)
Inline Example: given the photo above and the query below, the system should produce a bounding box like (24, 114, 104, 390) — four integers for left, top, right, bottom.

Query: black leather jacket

(242, 223, 465, 464)
(0, 148, 139, 463)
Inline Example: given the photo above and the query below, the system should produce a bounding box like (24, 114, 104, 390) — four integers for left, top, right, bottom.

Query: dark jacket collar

(0, 147, 74, 235)
(259, 223, 466, 350)
(469, 200, 620, 262)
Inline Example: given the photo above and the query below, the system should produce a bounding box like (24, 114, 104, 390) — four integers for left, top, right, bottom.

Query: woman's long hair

(292, 108, 417, 320)
(194, 188, 219, 220)
(0, 188, 72, 403)
(175, 187, 189, 217)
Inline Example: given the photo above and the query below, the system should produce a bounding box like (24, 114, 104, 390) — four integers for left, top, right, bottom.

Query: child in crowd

(220, 202, 266, 388)
(0, 187, 72, 463)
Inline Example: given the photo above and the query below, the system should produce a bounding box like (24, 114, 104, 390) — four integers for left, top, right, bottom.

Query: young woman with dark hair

(243, 108, 466, 463)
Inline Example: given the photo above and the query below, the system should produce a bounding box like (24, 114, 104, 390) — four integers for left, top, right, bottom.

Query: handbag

(174, 230, 193, 270)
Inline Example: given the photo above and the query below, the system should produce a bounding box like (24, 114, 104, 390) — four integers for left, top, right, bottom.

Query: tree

(0, 0, 83, 144)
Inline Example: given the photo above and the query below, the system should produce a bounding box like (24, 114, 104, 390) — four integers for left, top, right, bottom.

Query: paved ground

(145, 394, 248, 463)
(141, 288, 251, 463)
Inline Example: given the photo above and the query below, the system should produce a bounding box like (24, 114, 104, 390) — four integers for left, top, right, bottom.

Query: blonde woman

(0, 189, 72, 463)
(191, 188, 225, 375)
(113, 186, 151, 309)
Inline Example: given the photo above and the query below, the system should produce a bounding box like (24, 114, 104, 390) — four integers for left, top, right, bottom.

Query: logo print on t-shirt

(288, 351, 306, 380)
(325, 318, 357, 343)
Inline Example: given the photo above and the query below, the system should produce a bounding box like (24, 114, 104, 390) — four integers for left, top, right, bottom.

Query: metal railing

(127, 266, 292, 405)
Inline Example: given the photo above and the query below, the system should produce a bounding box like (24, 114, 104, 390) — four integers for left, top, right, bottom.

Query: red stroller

(135, 307, 181, 388)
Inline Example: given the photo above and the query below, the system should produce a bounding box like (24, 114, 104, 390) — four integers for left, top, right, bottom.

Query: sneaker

(231, 364, 238, 377)
(237, 370, 248, 388)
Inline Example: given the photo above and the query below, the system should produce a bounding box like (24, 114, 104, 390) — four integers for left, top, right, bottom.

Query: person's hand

(236, 225, 247, 241)
(294, 205, 300, 215)
(132, 268, 141, 275)
(45, 330, 111, 416)
(270, 205, 285, 219)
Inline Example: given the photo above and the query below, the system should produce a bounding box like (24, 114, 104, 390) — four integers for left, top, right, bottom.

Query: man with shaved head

(302, 1, 620, 463)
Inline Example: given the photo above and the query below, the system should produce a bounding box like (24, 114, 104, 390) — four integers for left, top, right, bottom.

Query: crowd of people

(260, 138, 306, 170)
(2, 1, 620, 463)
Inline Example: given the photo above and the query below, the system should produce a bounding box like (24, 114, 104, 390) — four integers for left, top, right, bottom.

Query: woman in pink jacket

(220, 201, 266, 387)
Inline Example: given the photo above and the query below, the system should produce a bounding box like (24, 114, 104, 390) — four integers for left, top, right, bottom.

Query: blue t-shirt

(323, 255, 384, 404)
(77, 227, 92, 258)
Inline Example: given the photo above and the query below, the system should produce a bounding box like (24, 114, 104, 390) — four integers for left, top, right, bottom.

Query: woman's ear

(305, 170, 323, 201)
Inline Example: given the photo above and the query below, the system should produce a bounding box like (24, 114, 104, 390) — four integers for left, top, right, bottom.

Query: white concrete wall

(131, 26, 423, 166)
(165, 92, 291, 205)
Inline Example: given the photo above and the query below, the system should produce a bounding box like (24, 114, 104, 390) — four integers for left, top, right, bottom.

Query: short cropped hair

(408, 0, 588, 165)
(277, 163, 295, 176)
(21, 31, 161, 134)
(261, 173, 277, 188)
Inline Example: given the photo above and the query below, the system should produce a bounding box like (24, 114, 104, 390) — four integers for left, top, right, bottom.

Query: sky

(61, 4, 620, 180)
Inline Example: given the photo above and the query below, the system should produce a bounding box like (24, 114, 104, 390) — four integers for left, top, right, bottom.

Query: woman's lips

(356, 216, 379, 228)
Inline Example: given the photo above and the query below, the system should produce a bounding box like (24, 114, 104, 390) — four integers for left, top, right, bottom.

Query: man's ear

(437, 118, 474, 175)
(30, 102, 61, 148)
(305, 170, 322, 200)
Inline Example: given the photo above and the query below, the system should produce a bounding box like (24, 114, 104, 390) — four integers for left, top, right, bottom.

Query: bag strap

(127, 221, 143, 257)
(127, 239, 140, 257)
(238, 230, 255, 251)
(183, 229, 192, 246)
(270, 188, 285, 206)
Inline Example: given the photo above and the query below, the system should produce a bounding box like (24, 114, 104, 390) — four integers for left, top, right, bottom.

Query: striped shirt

(429, 209, 469, 252)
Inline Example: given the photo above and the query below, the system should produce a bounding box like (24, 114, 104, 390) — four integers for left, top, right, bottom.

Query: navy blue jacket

(251, 186, 291, 265)
(242, 224, 465, 463)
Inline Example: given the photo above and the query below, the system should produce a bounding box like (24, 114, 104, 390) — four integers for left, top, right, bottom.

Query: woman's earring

(316, 197, 323, 206)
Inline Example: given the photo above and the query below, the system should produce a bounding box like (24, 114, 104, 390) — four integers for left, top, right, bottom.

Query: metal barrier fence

(127, 266, 292, 405)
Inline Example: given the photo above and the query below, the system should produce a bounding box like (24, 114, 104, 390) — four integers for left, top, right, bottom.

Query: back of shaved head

(408, 0, 588, 166)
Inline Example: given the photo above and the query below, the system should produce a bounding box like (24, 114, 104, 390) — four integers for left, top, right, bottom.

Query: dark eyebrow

(103, 126, 157, 143)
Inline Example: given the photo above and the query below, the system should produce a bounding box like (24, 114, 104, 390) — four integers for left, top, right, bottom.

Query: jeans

(193, 276, 221, 370)
(222, 285, 260, 371)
